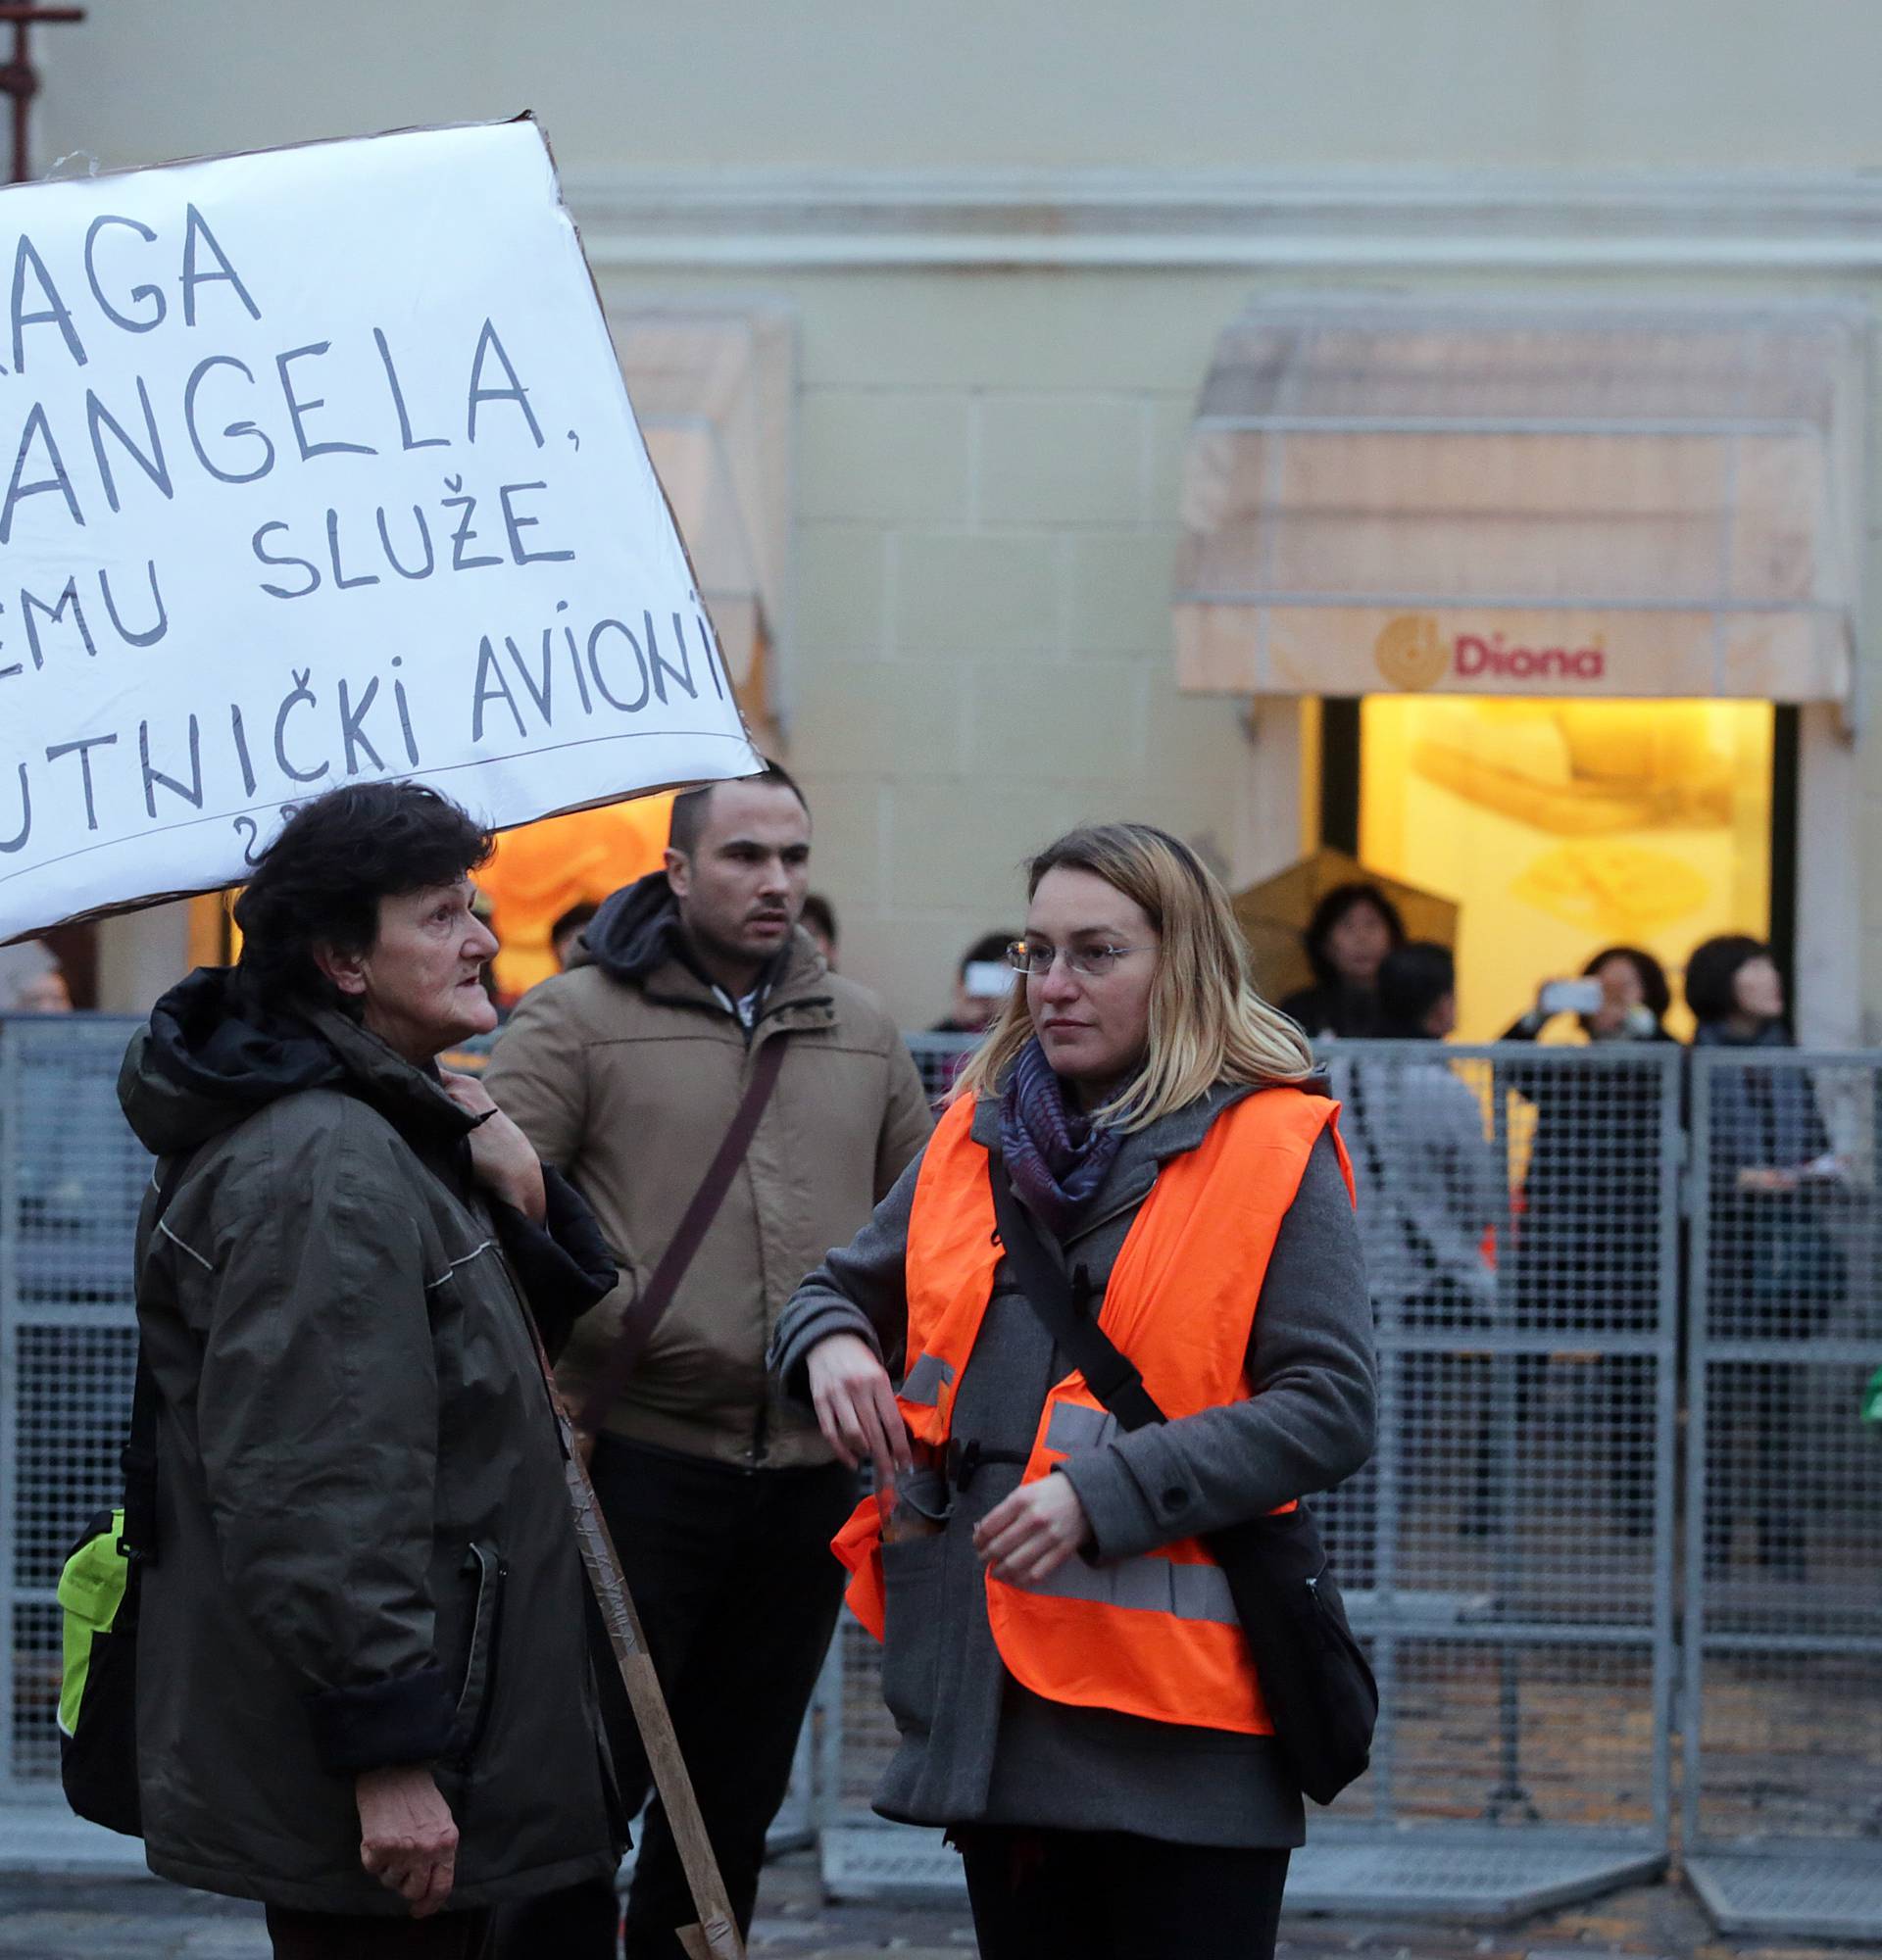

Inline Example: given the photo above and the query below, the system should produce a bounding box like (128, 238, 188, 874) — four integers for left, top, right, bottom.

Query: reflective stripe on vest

(1017, 1543, 1240, 1626)
(831, 1086, 1354, 1736)
(900, 1352, 955, 1407)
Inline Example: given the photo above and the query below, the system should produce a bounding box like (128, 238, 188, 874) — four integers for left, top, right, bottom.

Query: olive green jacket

(118, 971, 625, 1913)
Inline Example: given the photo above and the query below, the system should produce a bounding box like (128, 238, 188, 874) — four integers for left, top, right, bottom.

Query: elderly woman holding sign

(114, 781, 625, 1959)
(770, 823, 1377, 1960)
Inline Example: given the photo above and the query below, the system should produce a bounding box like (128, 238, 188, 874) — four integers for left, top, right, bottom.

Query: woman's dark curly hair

(233, 782, 494, 1010)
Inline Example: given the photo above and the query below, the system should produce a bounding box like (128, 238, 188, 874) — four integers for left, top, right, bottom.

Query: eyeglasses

(1006, 941, 1147, 980)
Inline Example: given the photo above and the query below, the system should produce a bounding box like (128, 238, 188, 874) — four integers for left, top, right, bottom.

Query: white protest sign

(0, 119, 763, 943)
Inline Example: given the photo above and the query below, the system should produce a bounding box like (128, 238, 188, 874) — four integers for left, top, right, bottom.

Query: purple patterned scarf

(997, 1037, 1123, 1239)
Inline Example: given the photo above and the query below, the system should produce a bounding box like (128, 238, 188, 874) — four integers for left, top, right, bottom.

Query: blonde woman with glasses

(770, 823, 1376, 1960)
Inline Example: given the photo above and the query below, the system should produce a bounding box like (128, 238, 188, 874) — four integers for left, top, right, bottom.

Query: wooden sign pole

(562, 1444, 747, 1960)
(520, 1307, 746, 1960)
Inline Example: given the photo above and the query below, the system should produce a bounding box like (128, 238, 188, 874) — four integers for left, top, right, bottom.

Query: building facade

(41, 1, 1882, 1041)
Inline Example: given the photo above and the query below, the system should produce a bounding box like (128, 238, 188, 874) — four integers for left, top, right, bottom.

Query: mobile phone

(963, 960, 1014, 1002)
(1540, 978, 1604, 1016)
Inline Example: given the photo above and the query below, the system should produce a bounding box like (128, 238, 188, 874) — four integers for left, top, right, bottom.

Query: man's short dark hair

(668, 763, 809, 859)
(1376, 940, 1456, 1038)
(1684, 933, 1768, 1027)
(551, 900, 600, 948)
(960, 931, 1015, 978)
(233, 782, 494, 1010)
(801, 893, 838, 946)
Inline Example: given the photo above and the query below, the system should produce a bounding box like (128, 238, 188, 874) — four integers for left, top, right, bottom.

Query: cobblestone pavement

(0, 1853, 1867, 1960)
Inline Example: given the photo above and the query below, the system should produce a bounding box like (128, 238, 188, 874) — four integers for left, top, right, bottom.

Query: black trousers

(494, 1436, 855, 1960)
(266, 1906, 490, 1959)
(960, 1827, 1291, 1960)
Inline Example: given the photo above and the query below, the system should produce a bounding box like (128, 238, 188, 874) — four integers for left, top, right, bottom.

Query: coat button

(1162, 1487, 1189, 1513)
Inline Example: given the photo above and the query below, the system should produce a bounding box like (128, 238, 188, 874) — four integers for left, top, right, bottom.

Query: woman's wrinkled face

(1324, 900, 1394, 986)
(320, 881, 500, 1063)
(1023, 867, 1160, 1094)
(1733, 954, 1785, 1023)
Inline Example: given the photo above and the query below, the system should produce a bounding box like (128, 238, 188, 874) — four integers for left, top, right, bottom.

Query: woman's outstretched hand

(807, 1334, 913, 1494)
(974, 1473, 1092, 1585)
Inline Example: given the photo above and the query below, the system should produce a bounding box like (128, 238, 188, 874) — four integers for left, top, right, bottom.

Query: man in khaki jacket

(486, 764, 930, 1960)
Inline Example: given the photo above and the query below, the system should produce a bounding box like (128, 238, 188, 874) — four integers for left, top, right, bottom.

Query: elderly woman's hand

(974, 1473, 1093, 1586)
(440, 1071, 546, 1223)
(356, 1765, 458, 1917)
(807, 1333, 912, 1491)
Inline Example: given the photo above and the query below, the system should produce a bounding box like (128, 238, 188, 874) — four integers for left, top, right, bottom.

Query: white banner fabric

(0, 119, 761, 943)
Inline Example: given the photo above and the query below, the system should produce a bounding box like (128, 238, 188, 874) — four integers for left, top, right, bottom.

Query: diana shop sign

(0, 120, 761, 946)
(1373, 614, 1607, 691)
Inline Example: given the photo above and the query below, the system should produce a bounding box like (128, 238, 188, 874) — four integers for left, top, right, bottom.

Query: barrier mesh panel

(1313, 1043, 1677, 1842)
(1685, 1052, 1882, 1863)
(902, 1032, 980, 1107)
(0, 1016, 147, 1794)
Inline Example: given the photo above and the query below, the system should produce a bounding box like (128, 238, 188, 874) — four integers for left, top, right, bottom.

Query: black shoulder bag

(58, 1153, 192, 1837)
(988, 1153, 1378, 1806)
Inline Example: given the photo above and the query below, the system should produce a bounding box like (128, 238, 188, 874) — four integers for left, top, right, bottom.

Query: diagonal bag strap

(987, 1150, 1163, 1433)
(577, 1034, 789, 1436)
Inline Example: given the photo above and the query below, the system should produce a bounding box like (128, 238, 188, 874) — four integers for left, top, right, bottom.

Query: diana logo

(1374, 616, 1608, 689)
(1372, 614, 1450, 691)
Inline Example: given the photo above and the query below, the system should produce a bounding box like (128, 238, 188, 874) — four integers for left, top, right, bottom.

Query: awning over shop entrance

(610, 301, 792, 741)
(1172, 297, 1868, 703)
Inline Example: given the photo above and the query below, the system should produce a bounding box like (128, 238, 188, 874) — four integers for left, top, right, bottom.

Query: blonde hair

(951, 823, 1314, 1130)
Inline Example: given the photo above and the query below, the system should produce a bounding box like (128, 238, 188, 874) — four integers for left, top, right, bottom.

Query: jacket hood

(580, 870, 821, 1005)
(580, 872, 691, 985)
(119, 966, 471, 1159)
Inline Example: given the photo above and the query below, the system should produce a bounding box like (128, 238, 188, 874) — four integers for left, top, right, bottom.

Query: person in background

(801, 892, 839, 969)
(931, 931, 1019, 1035)
(5, 940, 85, 1304)
(1504, 945, 1673, 1049)
(1687, 934, 1843, 1576)
(1500, 947, 1679, 1537)
(0, 940, 73, 1013)
(115, 781, 623, 1959)
(770, 823, 1374, 1960)
(1339, 943, 1505, 1552)
(1279, 884, 1407, 1041)
(484, 763, 931, 1959)
(551, 901, 601, 972)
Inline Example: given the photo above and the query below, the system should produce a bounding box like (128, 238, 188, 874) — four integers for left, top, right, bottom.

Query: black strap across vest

(985, 1149, 1164, 1434)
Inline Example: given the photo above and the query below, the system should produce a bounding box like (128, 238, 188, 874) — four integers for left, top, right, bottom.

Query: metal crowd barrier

(4, 1018, 1879, 1940)
(1680, 1049, 1882, 1941)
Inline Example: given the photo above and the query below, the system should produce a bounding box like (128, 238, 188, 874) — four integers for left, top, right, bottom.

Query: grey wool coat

(770, 1081, 1376, 1848)
(118, 969, 626, 1913)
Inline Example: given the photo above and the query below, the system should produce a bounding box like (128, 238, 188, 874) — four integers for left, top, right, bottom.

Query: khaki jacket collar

(632, 927, 838, 1037)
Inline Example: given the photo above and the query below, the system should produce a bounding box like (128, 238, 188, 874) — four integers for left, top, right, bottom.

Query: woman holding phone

(769, 823, 1375, 1960)
(1501, 947, 1679, 1535)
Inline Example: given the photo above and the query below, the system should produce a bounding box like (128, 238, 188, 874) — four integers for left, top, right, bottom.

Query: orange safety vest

(832, 1084, 1353, 1737)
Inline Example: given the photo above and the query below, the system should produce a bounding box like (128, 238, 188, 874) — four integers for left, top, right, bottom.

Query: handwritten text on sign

(0, 119, 759, 943)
